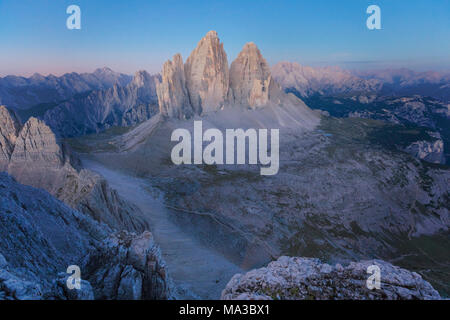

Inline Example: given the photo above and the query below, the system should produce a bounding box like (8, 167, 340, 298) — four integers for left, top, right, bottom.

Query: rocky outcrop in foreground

(221, 257, 441, 300)
(0, 173, 172, 300)
(184, 30, 230, 114)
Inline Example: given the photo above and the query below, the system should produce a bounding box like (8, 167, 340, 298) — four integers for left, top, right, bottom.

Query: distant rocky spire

(10, 117, 64, 166)
(157, 54, 193, 119)
(155, 31, 290, 118)
(184, 30, 229, 114)
(229, 42, 282, 108)
(0, 106, 21, 168)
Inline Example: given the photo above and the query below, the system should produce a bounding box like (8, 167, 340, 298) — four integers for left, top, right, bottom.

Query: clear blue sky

(0, 0, 449, 76)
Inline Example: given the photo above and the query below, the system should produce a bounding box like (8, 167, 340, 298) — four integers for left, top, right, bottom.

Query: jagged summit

(131, 70, 154, 86)
(156, 31, 318, 124)
(95, 66, 114, 72)
(0, 105, 21, 167)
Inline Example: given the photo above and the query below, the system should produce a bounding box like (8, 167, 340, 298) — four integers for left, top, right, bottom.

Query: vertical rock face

(184, 30, 229, 114)
(10, 117, 63, 166)
(0, 173, 172, 300)
(42, 70, 160, 137)
(404, 138, 445, 164)
(0, 106, 20, 169)
(157, 54, 193, 119)
(229, 43, 282, 108)
(0, 106, 148, 233)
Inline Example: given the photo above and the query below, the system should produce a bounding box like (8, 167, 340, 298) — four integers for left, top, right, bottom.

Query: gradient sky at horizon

(0, 0, 449, 76)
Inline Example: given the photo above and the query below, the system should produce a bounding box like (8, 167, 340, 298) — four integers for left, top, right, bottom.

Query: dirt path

(81, 158, 243, 299)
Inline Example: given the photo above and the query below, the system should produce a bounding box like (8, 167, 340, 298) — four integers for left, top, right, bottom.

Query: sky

(0, 0, 449, 76)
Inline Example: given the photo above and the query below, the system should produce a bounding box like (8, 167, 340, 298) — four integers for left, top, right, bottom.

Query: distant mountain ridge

(0, 67, 133, 110)
(272, 62, 450, 102)
(42, 70, 160, 137)
(0, 172, 172, 300)
(0, 105, 150, 232)
(1, 40, 448, 141)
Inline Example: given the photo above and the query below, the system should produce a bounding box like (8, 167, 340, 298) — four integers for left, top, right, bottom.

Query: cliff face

(0, 106, 20, 169)
(42, 71, 160, 137)
(82, 231, 171, 300)
(0, 173, 172, 300)
(10, 117, 64, 165)
(156, 31, 315, 121)
(0, 107, 149, 233)
(157, 54, 193, 119)
(404, 137, 445, 164)
(229, 42, 281, 108)
(184, 30, 229, 114)
(0, 67, 133, 110)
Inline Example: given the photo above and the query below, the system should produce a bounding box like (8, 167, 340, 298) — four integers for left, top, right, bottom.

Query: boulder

(221, 256, 441, 300)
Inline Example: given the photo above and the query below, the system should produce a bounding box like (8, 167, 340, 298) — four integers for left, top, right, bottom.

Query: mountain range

(0, 30, 449, 300)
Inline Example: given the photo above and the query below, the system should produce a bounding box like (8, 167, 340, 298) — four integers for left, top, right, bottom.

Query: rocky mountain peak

(271, 61, 383, 97)
(93, 67, 115, 75)
(184, 30, 229, 114)
(156, 31, 314, 119)
(0, 105, 21, 166)
(241, 42, 262, 55)
(229, 42, 280, 108)
(157, 54, 193, 119)
(10, 117, 64, 166)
